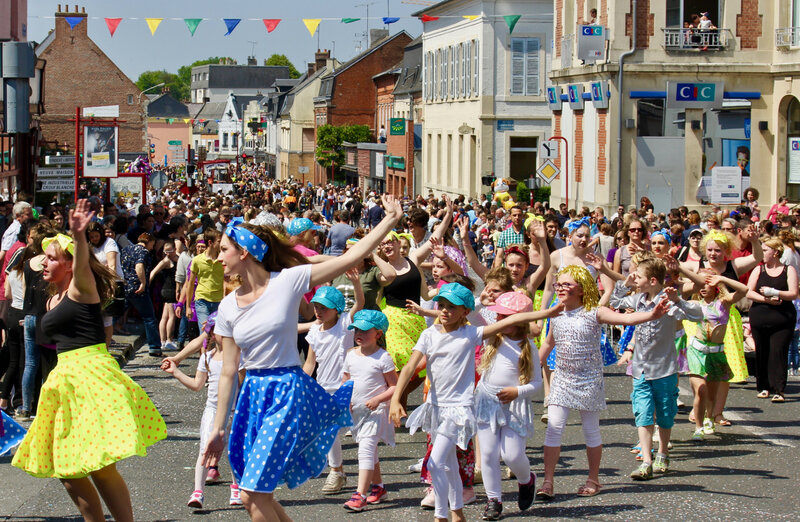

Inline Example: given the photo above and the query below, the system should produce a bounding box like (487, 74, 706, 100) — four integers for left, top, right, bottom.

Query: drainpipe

(616, 0, 637, 206)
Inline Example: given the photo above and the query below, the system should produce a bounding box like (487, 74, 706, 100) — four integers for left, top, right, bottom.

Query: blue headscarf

(225, 217, 269, 262)
(651, 228, 671, 244)
(566, 216, 591, 234)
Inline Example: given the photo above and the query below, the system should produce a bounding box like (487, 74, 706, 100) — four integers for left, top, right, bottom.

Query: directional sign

(167, 145, 183, 151)
(537, 159, 561, 184)
(38, 167, 75, 178)
(540, 141, 559, 160)
(45, 155, 75, 165)
(150, 171, 168, 191)
(40, 179, 75, 192)
(168, 140, 183, 146)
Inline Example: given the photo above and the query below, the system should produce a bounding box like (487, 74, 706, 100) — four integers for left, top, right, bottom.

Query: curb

(108, 330, 146, 368)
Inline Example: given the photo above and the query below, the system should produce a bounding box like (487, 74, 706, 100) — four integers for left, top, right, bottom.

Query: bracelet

(175, 302, 185, 308)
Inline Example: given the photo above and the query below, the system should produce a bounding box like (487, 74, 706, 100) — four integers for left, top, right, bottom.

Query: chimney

(308, 63, 315, 77)
(55, 4, 88, 38)
(247, 56, 257, 66)
(369, 29, 389, 48)
(315, 49, 331, 71)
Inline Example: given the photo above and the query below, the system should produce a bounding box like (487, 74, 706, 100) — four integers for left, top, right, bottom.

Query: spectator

(326, 211, 355, 257)
(121, 232, 161, 356)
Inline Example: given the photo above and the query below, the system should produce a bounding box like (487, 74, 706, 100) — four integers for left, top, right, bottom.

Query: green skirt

(12, 344, 166, 479)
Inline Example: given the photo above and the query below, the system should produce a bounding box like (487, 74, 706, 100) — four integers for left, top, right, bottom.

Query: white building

(416, 0, 554, 198)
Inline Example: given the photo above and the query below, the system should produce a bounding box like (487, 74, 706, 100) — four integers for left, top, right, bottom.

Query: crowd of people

(0, 176, 797, 521)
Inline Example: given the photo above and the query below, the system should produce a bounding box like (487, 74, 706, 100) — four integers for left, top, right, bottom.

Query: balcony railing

(662, 28, 733, 51)
(776, 27, 800, 48)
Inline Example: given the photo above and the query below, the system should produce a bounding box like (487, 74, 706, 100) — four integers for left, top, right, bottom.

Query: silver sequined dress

(548, 307, 606, 412)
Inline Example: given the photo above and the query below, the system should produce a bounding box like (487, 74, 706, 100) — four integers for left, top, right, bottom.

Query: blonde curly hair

(556, 264, 599, 310)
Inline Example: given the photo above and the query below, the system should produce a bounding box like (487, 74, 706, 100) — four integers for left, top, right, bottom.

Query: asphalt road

(2, 345, 798, 521)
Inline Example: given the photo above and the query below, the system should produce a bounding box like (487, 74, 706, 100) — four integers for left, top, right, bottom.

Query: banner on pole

(83, 126, 119, 178)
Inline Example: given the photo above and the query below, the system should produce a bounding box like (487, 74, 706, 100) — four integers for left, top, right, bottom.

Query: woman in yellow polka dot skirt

(12, 200, 166, 522)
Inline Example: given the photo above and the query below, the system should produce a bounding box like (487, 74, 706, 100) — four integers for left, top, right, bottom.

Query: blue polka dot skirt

(1, 410, 26, 456)
(228, 366, 353, 493)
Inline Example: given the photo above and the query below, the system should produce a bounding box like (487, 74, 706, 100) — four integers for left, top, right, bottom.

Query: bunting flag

(262, 19, 281, 33)
(184, 18, 202, 36)
(504, 14, 521, 33)
(463, 15, 480, 20)
(303, 18, 321, 37)
(382, 17, 400, 25)
(223, 18, 240, 36)
(183, 118, 191, 124)
(104, 17, 122, 37)
(341, 18, 360, 24)
(420, 14, 439, 22)
(145, 18, 163, 35)
(167, 118, 174, 124)
(65, 16, 84, 29)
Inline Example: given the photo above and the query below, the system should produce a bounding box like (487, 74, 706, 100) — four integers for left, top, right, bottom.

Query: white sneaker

(164, 340, 178, 351)
(322, 471, 346, 494)
(408, 457, 424, 473)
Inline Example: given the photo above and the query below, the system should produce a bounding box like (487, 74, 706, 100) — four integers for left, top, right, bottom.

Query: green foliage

(315, 124, 373, 170)
(533, 185, 551, 203)
(516, 181, 530, 203)
(264, 54, 301, 79)
(137, 57, 234, 102)
(177, 57, 234, 90)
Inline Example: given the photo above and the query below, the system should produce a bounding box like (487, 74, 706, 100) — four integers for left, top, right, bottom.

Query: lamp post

(139, 82, 165, 154)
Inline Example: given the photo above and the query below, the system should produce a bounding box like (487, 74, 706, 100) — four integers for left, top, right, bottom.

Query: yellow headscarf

(42, 233, 75, 256)
(556, 264, 600, 311)
(701, 229, 732, 255)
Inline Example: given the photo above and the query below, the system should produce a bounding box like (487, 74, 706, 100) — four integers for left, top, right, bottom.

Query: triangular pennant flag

(65, 16, 83, 29)
(504, 15, 521, 33)
(167, 118, 174, 124)
(463, 15, 480, 20)
(104, 18, 122, 37)
(420, 15, 439, 22)
(183, 118, 190, 124)
(223, 18, 240, 36)
(341, 18, 360, 24)
(184, 18, 201, 36)
(262, 19, 281, 33)
(303, 19, 321, 37)
(146, 18, 163, 35)
(382, 17, 400, 25)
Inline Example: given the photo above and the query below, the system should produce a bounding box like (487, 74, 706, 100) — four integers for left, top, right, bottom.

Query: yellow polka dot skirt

(12, 344, 167, 479)
(382, 305, 427, 376)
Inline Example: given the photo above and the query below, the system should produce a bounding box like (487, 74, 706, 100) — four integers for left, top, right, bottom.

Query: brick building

(35, 5, 145, 157)
(313, 31, 413, 185)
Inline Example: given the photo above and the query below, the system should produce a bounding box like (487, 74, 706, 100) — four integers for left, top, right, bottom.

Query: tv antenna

(355, 2, 376, 46)
(247, 41, 258, 56)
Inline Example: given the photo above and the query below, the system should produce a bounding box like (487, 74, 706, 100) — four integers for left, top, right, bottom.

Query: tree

(316, 124, 373, 175)
(136, 70, 188, 101)
(264, 54, 301, 79)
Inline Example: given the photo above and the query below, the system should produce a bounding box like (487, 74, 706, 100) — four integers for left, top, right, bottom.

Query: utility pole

(355, 2, 375, 47)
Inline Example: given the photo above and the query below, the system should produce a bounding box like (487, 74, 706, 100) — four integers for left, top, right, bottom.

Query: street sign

(540, 141, 559, 159)
(150, 171, 168, 191)
(497, 120, 514, 131)
(167, 145, 182, 151)
(40, 179, 75, 192)
(82, 105, 119, 118)
(390, 118, 405, 135)
(537, 159, 561, 184)
(666, 81, 724, 109)
(45, 155, 75, 165)
(168, 140, 183, 146)
(38, 167, 75, 178)
(298, 166, 309, 174)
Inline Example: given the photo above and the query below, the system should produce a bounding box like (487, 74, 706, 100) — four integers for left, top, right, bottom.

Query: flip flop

(714, 415, 732, 426)
(771, 394, 785, 403)
(757, 390, 769, 399)
(577, 479, 602, 497)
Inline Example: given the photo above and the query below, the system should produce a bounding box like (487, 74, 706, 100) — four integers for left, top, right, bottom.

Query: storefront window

(786, 97, 800, 201)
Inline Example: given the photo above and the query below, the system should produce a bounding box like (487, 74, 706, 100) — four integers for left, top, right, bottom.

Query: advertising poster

(83, 126, 118, 178)
(722, 138, 750, 176)
(789, 138, 800, 184)
(711, 166, 742, 205)
(110, 175, 145, 204)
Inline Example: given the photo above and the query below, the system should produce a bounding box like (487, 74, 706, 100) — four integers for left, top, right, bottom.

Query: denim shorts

(631, 373, 678, 429)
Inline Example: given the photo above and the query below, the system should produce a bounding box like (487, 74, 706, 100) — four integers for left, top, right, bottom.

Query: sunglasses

(553, 282, 578, 291)
(628, 227, 643, 232)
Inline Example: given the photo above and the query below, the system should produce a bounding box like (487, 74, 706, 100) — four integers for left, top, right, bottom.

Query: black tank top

(383, 257, 422, 307)
(41, 296, 106, 353)
(750, 265, 796, 324)
(699, 259, 738, 283)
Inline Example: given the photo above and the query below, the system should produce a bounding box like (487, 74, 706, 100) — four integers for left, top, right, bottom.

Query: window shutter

(465, 41, 471, 97)
(450, 45, 455, 98)
(511, 38, 525, 95)
(455, 44, 461, 98)
(526, 39, 540, 96)
(434, 50, 439, 100)
(473, 40, 479, 96)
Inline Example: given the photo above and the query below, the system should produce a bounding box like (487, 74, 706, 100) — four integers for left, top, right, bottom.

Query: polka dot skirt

(228, 367, 353, 494)
(0, 410, 26, 456)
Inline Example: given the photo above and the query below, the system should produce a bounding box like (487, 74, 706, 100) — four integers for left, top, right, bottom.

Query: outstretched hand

(651, 295, 671, 318)
(69, 199, 95, 236)
(546, 302, 565, 318)
(456, 215, 470, 240)
(381, 194, 402, 222)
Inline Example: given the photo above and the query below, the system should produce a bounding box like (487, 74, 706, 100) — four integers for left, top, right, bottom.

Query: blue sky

(27, 0, 426, 82)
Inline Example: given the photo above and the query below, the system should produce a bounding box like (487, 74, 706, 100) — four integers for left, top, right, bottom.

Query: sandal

(577, 479, 602, 497)
(688, 412, 696, 424)
(757, 390, 769, 399)
(714, 414, 732, 426)
(535, 480, 554, 502)
(771, 394, 785, 403)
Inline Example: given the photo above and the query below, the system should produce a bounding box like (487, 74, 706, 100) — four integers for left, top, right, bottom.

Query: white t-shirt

(305, 312, 354, 392)
(481, 337, 542, 399)
(215, 264, 311, 369)
(196, 351, 243, 409)
(413, 324, 483, 407)
(92, 237, 124, 279)
(343, 348, 395, 407)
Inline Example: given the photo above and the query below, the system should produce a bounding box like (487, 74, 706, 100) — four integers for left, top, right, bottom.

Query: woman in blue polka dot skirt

(203, 195, 403, 520)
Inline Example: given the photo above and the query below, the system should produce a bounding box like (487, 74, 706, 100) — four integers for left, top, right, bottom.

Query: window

(455, 45, 461, 98)
(222, 133, 228, 148)
(787, 97, 800, 200)
(442, 47, 448, 100)
(127, 94, 134, 105)
(637, 99, 665, 137)
(472, 40, 479, 96)
(510, 38, 541, 96)
(794, 0, 800, 28)
(460, 43, 466, 97)
(465, 41, 472, 97)
(232, 133, 238, 149)
(434, 49, 440, 100)
(449, 45, 456, 99)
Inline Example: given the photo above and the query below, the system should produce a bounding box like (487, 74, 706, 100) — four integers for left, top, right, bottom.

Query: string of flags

(58, 14, 532, 38)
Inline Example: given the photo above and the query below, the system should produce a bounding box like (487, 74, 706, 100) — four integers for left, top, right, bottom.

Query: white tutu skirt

(474, 380, 534, 438)
(351, 404, 395, 446)
(405, 400, 476, 450)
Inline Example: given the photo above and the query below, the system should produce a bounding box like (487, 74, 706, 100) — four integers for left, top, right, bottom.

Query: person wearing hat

(340, 309, 396, 511)
(390, 283, 563, 522)
(301, 279, 364, 495)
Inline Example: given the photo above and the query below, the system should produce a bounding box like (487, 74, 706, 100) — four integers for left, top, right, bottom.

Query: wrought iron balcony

(662, 28, 733, 51)
(776, 27, 800, 48)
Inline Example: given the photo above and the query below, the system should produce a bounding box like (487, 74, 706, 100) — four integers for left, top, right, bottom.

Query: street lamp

(139, 82, 165, 153)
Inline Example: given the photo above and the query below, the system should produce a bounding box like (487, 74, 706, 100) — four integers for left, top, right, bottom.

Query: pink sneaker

(229, 484, 242, 506)
(187, 490, 204, 509)
(343, 492, 367, 512)
(366, 484, 388, 504)
(205, 467, 221, 483)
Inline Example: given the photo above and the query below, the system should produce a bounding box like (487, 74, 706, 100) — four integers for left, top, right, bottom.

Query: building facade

(146, 93, 190, 166)
(190, 60, 289, 103)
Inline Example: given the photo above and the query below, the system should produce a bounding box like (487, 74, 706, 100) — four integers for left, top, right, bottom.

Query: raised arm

(482, 303, 564, 339)
(372, 252, 397, 287)
(67, 200, 101, 303)
(389, 349, 425, 426)
(526, 221, 551, 294)
(347, 268, 365, 318)
(457, 215, 488, 279)
(310, 195, 402, 288)
(202, 336, 241, 466)
(596, 296, 670, 325)
(732, 225, 763, 276)
(410, 195, 453, 266)
(706, 273, 749, 305)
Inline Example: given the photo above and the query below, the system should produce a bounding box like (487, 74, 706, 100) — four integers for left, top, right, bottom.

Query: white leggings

(327, 428, 345, 468)
(543, 404, 602, 448)
(428, 433, 463, 519)
(477, 425, 532, 502)
(357, 435, 380, 470)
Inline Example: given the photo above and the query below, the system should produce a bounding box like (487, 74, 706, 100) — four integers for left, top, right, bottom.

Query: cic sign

(666, 81, 724, 109)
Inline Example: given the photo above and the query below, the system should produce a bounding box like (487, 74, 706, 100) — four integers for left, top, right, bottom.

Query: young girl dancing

(341, 309, 398, 512)
(390, 282, 562, 522)
(536, 265, 669, 501)
(162, 312, 241, 509)
(475, 291, 543, 520)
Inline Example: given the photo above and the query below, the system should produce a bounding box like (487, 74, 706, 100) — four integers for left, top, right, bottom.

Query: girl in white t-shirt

(390, 283, 562, 522)
(300, 276, 363, 495)
(340, 310, 397, 512)
(162, 313, 240, 510)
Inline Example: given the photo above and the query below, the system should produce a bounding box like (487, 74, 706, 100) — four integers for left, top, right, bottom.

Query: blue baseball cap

(433, 283, 475, 310)
(348, 309, 390, 333)
(310, 286, 345, 313)
(287, 217, 322, 236)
